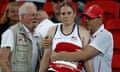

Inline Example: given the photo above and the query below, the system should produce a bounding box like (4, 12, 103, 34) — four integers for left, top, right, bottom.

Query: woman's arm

(83, 59, 94, 72)
(39, 48, 52, 72)
(79, 26, 94, 72)
(39, 25, 57, 72)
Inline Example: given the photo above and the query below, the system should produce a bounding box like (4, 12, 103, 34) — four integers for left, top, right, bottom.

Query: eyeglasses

(61, 11, 72, 15)
(25, 13, 37, 17)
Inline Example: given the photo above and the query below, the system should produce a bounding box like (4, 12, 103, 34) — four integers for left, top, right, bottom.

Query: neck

(90, 24, 101, 35)
(28, 26, 35, 35)
(9, 20, 18, 25)
(62, 23, 74, 34)
(22, 22, 35, 35)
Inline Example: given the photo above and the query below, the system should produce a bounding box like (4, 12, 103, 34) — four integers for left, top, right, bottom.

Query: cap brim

(84, 12, 97, 18)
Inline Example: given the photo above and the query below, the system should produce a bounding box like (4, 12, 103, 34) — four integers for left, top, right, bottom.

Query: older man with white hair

(0, 2, 42, 72)
(16, 0, 47, 10)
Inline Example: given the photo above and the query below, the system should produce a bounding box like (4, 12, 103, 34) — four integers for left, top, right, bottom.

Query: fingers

(51, 52, 61, 61)
(42, 35, 52, 49)
(50, 52, 57, 61)
(45, 36, 49, 40)
(44, 35, 53, 41)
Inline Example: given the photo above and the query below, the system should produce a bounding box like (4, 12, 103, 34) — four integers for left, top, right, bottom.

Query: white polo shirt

(35, 19, 56, 38)
(1, 24, 38, 72)
(89, 24, 113, 72)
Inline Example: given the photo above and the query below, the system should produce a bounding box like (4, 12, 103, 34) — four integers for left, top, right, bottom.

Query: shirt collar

(20, 22, 35, 35)
(22, 24, 30, 33)
(92, 24, 104, 38)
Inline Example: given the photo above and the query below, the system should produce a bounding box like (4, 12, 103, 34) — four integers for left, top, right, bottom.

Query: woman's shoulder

(78, 25, 87, 31)
(49, 23, 62, 30)
(46, 24, 57, 37)
(78, 25, 90, 37)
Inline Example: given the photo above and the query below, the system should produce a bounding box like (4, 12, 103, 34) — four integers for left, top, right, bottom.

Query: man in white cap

(51, 4, 114, 72)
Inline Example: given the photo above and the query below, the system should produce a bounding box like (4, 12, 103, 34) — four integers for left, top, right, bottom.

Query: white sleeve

(35, 19, 55, 38)
(89, 33, 113, 54)
(0, 29, 14, 51)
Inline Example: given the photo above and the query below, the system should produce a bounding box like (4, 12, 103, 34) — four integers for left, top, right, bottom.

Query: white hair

(19, 2, 36, 20)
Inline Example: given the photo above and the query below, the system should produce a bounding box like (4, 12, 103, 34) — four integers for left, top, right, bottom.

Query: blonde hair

(0, 2, 20, 24)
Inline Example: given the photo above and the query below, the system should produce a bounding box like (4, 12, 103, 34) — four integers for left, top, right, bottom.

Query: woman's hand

(42, 36, 52, 49)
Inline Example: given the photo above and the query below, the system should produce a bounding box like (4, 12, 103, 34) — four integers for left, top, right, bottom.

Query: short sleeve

(1, 29, 14, 51)
(89, 32, 113, 54)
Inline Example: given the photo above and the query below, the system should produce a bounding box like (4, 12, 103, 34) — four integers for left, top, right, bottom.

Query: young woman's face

(52, 0, 65, 14)
(60, 5, 76, 25)
(7, 6, 19, 22)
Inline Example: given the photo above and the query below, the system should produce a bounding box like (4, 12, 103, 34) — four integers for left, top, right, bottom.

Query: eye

(9, 10, 18, 13)
(68, 12, 71, 15)
(61, 12, 65, 15)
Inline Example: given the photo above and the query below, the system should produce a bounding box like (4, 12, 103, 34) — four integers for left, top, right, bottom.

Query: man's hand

(51, 52, 66, 61)
(51, 50, 82, 62)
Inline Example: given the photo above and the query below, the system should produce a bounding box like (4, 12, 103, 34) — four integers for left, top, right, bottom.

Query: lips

(32, 20, 38, 24)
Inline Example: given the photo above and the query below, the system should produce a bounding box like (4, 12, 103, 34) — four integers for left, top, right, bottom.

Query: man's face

(52, 0, 65, 14)
(37, 10, 48, 23)
(22, 5, 38, 29)
(84, 16, 100, 31)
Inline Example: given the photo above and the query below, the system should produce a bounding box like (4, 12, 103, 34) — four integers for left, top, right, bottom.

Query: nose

(31, 14, 37, 20)
(85, 18, 89, 22)
(13, 10, 18, 15)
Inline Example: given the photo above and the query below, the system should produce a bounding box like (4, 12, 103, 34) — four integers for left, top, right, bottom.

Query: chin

(64, 23, 71, 25)
(64, 21, 71, 24)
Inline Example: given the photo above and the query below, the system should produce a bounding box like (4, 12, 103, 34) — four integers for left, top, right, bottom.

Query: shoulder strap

(77, 24, 82, 40)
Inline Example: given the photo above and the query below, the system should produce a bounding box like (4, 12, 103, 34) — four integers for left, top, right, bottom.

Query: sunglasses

(61, 11, 72, 15)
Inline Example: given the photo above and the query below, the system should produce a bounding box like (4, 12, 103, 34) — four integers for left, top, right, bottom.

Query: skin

(7, 6, 19, 25)
(39, 4, 94, 72)
(52, 0, 66, 22)
(0, 2, 20, 25)
(37, 10, 49, 23)
(0, 47, 11, 72)
(21, 5, 38, 33)
(85, 16, 102, 35)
